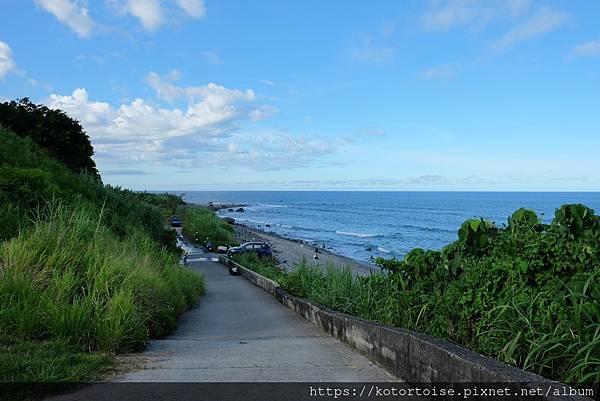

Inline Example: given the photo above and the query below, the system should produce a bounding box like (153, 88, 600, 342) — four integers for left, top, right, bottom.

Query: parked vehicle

(228, 259, 240, 275)
(170, 216, 182, 228)
(227, 242, 273, 258)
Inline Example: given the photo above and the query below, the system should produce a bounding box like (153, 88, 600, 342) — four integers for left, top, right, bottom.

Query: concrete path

(117, 242, 394, 382)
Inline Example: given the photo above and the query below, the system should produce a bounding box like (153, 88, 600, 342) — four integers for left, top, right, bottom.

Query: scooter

(205, 238, 214, 252)
(228, 259, 240, 275)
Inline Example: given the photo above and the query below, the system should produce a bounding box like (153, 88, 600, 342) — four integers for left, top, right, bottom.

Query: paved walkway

(117, 241, 394, 382)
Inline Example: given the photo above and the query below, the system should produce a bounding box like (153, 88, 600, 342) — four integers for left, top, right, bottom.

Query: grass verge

(0, 202, 205, 382)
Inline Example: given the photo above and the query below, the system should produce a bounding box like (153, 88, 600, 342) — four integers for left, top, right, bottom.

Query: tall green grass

(178, 205, 237, 246)
(0, 202, 204, 381)
(232, 253, 284, 280)
(239, 257, 599, 385)
(0, 129, 179, 251)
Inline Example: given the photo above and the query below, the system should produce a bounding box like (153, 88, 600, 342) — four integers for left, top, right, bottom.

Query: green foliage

(554, 204, 599, 238)
(240, 204, 600, 384)
(0, 98, 99, 178)
(508, 208, 540, 229)
(178, 205, 237, 247)
(457, 218, 496, 255)
(0, 202, 204, 359)
(0, 336, 113, 382)
(0, 129, 178, 252)
(0, 127, 205, 382)
(232, 253, 284, 281)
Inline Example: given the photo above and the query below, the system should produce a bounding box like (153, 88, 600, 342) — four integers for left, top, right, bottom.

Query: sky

(1, 0, 599, 191)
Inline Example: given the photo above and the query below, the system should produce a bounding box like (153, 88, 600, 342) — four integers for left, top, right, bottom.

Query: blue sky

(1, 0, 599, 191)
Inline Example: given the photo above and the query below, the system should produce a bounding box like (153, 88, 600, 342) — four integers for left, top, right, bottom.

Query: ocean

(179, 192, 600, 263)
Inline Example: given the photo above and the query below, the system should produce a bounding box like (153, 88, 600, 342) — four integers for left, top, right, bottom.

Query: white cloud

(570, 38, 600, 59)
(45, 76, 290, 170)
(165, 68, 183, 81)
(107, 0, 206, 32)
(145, 71, 255, 103)
(34, 0, 95, 38)
(175, 0, 205, 18)
(418, 65, 454, 80)
(248, 106, 278, 121)
(201, 50, 223, 65)
(126, 0, 164, 31)
(47, 86, 251, 143)
(0, 41, 16, 79)
(208, 132, 340, 170)
(420, 0, 531, 31)
(491, 7, 568, 51)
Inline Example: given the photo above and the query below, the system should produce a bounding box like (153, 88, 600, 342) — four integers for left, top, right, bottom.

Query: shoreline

(231, 222, 378, 276)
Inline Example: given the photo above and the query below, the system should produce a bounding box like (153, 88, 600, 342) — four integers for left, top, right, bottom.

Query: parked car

(170, 216, 182, 228)
(227, 242, 273, 258)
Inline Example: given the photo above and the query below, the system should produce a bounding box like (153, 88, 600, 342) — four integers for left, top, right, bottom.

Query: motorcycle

(228, 259, 240, 275)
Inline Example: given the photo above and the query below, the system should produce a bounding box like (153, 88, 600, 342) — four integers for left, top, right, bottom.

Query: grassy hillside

(0, 129, 204, 382)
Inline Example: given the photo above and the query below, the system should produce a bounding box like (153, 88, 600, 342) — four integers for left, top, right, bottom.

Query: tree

(0, 98, 100, 180)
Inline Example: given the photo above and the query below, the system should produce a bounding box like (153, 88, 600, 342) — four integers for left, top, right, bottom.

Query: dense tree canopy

(0, 98, 99, 179)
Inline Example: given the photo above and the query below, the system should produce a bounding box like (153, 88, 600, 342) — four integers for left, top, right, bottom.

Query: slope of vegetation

(0, 105, 204, 383)
(235, 206, 600, 384)
(178, 205, 237, 247)
(0, 98, 99, 179)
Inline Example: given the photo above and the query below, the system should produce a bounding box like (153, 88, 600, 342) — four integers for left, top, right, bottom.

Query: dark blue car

(227, 242, 273, 258)
(170, 216, 182, 228)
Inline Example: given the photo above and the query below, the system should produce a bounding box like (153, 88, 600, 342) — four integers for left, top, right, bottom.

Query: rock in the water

(228, 208, 234, 212)
(236, 207, 245, 213)
(223, 217, 235, 224)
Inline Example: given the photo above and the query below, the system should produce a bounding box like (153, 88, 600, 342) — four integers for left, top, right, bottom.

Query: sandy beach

(232, 223, 378, 276)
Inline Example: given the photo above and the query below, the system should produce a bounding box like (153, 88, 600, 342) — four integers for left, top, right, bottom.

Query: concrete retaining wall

(218, 256, 280, 294)
(218, 257, 592, 401)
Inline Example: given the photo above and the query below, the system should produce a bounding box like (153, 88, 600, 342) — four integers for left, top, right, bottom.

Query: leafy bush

(457, 218, 497, 256)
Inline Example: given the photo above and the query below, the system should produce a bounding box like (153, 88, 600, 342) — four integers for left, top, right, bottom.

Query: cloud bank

(35, 0, 206, 36)
(0, 41, 16, 79)
(34, 0, 96, 38)
(46, 74, 335, 172)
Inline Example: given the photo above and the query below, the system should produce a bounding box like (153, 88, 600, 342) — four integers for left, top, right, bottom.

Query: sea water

(179, 191, 600, 263)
